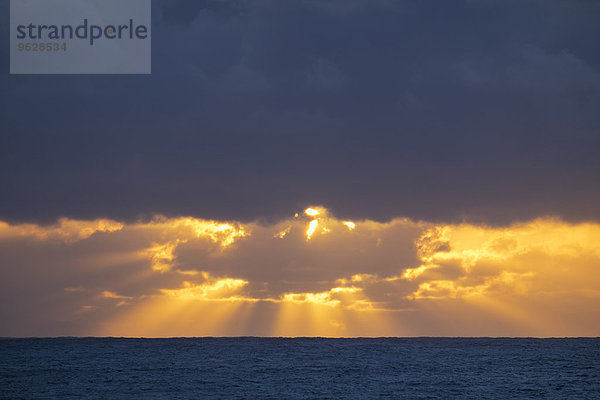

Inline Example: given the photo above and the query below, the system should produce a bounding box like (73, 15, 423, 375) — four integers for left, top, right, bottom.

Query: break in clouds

(1, 207, 599, 337)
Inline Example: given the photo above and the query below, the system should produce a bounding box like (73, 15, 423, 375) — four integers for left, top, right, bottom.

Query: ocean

(1, 337, 599, 399)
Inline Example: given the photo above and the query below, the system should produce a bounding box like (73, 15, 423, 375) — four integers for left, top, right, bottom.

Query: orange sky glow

(1, 207, 599, 337)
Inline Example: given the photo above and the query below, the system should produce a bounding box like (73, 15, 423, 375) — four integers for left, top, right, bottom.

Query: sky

(1, 0, 599, 337)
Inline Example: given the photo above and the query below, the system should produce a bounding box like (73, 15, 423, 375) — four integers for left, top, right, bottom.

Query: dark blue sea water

(1, 338, 599, 399)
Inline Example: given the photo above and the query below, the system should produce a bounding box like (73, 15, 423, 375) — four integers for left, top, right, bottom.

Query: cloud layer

(1, 0, 599, 223)
(1, 207, 599, 337)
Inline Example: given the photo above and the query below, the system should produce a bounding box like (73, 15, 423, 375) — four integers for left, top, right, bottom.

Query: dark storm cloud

(1, 0, 599, 224)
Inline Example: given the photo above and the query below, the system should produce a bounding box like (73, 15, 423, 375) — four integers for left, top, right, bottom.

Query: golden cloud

(0, 218, 123, 243)
(1, 210, 599, 336)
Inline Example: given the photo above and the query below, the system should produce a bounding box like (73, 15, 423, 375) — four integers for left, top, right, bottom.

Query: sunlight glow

(0, 218, 123, 243)
(142, 240, 180, 272)
(160, 277, 249, 301)
(306, 219, 319, 239)
(402, 265, 434, 280)
(3, 210, 600, 337)
(176, 218, 246, 247)
(137, 217, 248, 272)
(305, 208, 320, 217)
(281, 287, 358, 306)
(275, 226, 291, 239)
(342, 221, 356, 230)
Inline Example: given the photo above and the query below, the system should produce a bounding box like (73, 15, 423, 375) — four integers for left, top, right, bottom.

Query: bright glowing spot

(179, 218, 246, 247)
(282, 292, 340, 307)
(161, 277, 249, 301)
(342, 221, 356, 230)
(142, 240, 180, 272)
(305, 208, 320, 217)
(275, 226, 291, 239)
(281, 287, 363, 308)
(402, 265, 435, 280)
(306, 219, 319, 239)
(330, 287, 360, 294)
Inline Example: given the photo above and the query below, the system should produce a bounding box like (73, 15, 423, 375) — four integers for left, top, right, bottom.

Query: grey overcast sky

(1, 0, 599, 224)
